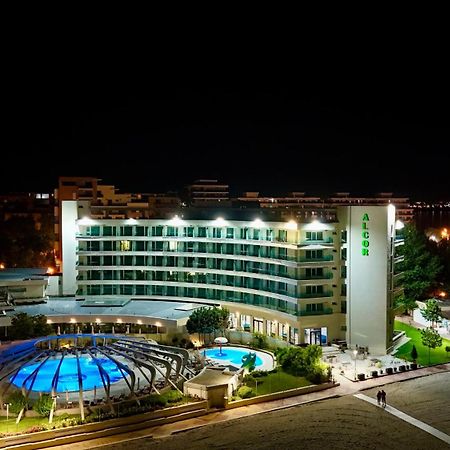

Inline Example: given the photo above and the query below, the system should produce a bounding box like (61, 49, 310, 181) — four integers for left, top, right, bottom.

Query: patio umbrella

(214, 337, 228, 356)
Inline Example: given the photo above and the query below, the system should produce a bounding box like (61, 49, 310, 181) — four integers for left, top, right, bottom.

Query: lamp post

(3, 403, 11, 433)
(353, 349, 358, 380)
(49, 394, 59, 424)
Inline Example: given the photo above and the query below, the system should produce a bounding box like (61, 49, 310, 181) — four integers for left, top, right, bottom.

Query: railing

(298, 307, 333, 316)
(299, 237, 334, 245)
(299, 291, 333, 298)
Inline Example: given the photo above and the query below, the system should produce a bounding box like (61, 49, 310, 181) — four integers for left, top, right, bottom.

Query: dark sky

(3, 85, 450, 200)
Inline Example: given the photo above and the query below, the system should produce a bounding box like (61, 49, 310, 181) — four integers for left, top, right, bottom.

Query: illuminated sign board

(362, 213, 369, 255)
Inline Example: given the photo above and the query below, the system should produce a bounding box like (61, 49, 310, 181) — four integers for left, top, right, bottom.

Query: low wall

(0, 400, 208, 449)
(226, 381, 338, 409)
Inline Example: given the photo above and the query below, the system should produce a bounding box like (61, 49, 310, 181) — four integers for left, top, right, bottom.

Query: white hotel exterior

(60, 201, 401, 354)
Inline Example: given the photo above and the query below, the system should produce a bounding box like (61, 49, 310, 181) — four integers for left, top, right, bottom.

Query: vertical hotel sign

(362, 213, 370, 255)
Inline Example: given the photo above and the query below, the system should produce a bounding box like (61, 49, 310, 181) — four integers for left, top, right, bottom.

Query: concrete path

(354, 393, 450, 445)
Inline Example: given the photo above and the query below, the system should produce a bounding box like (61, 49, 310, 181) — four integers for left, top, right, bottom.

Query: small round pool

(11, 356, 126, 392)
(204, 346, 274, 370)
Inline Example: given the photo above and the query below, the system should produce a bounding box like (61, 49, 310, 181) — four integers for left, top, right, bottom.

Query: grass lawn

(245, 369, 311, 396)
(0, 413, 80, 435)
(394, 320, 450, 366)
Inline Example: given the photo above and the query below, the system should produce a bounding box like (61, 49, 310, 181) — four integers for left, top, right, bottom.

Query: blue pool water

(204, 347, 264, 368)
(11, 357, 125, 392)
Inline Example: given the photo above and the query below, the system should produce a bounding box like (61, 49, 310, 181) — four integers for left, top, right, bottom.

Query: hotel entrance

(304, 327, 328, 345)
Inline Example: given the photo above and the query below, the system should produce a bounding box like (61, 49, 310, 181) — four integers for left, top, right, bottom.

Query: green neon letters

(362, 213, 369, 256)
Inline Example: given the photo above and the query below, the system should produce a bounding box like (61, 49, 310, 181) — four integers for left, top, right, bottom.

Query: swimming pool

(204, 346, 274, 370)
(10, 356, 126, 392)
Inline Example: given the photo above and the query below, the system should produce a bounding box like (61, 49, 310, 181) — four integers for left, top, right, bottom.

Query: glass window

(184, 226, 194, 237)
(198, 227, 207, 237)
(226, 228, 234, 238)
(152, 226, 163, 236)
(120, 240, 131, 251)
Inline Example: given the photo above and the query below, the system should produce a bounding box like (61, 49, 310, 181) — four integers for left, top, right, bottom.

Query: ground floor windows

(304, 327, 328, 345)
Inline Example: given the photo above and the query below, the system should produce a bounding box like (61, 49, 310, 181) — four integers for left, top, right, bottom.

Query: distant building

(186, 180, 230, 206)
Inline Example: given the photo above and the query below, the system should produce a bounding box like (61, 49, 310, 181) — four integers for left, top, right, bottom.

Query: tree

(9, 312, 52, 340)
(186, 307, 230, 344)
(0, 216, 55, 268)
(420, 299, 443, 329)
(420, 328, 443, 365)
(401, 225, 443, 300)
(410, 344, 418, 362)
(446, 345, 450, 358)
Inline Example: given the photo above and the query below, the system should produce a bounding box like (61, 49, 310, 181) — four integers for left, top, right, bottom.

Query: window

(198, 227, 207, 238)
(166, 226, 178, 237)
(226, 228, 234, 238)
(103, 226, 115, 236)
(135, 226, 146, 236)
(306, 285, 324, 295)
(305, 249, 323, 260)
(152, 226, 163, 236)
(306, 303, 324, 312)
(213, 227, 222, 238)
(278, 230, 287, 242)
(120, 240, 131, 251)
(306, 267, 324, 278)
(306, 231, 323, 241)
(184, 226, 194, 237)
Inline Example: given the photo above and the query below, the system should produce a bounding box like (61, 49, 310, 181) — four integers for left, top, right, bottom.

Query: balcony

(299, 237, 334, 246)
(299, 290, 334, 299)
(298, 273, 333, 280)
(298, 307, 333, 316)
(299, 255, 333, 263)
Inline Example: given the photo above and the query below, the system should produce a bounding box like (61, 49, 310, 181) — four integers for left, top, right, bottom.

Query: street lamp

(49, 394, 60, 424)
(353, 349, 358, 380)
(3, 403, 11, 433)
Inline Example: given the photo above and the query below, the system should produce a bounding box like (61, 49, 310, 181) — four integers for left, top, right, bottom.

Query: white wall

(62, 201, 78, 295)
(345, 205, 395, 354)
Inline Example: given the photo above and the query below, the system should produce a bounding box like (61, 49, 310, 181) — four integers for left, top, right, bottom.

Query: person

(376, 390, 382, 406)
(381, 390, 386, 407)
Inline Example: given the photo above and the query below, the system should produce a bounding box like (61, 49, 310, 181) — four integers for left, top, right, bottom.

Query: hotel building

(59, 198, 403, 355)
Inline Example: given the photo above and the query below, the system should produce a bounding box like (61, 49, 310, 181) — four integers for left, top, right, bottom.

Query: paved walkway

(354, 393, 450, 445)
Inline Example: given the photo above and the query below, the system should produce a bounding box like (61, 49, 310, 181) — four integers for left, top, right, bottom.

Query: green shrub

(143, 394, 168, 408)
(164, 390, 184, 403)
(33, 394, 54, 417)
(237, 385, 254, 399)
(6, 390, 28, 414)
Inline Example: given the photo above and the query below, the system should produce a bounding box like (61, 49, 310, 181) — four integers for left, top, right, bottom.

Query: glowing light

(285, 220, 297, 230)
(46, 267, 55, 275)
(155, 321, 162, 327)
(78, 217, 95, 225)
(95, 318, 101, 323)
(214, 217, 226, 226)
(395, 220, 405, 230)
(442, 228, 449, 240)
(168, 215, 184, 226)
(116, 318, 123, 324)
(47, 319, 53, 324)
(439, 291, 447, 298)
(0, 263, 5, 270)
(70, 318, 76, 324)
(137, 319, 143, 325)
(126, 218, 138, 224)
(252, 218, 264, 228)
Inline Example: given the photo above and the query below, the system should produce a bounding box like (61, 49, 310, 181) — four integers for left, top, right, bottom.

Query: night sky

(3, 86, 450, 200)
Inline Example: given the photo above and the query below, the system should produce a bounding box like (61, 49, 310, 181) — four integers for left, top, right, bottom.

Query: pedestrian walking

(381, 390, 386, 407)
(376, 390, 382, 406)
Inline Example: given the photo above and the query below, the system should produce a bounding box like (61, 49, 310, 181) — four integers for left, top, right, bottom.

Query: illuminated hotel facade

(59, 198, 403, 355)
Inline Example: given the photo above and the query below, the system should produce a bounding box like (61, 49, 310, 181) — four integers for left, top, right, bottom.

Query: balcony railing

(299, 291, 333, 299)
(298, 307, 333, 316)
